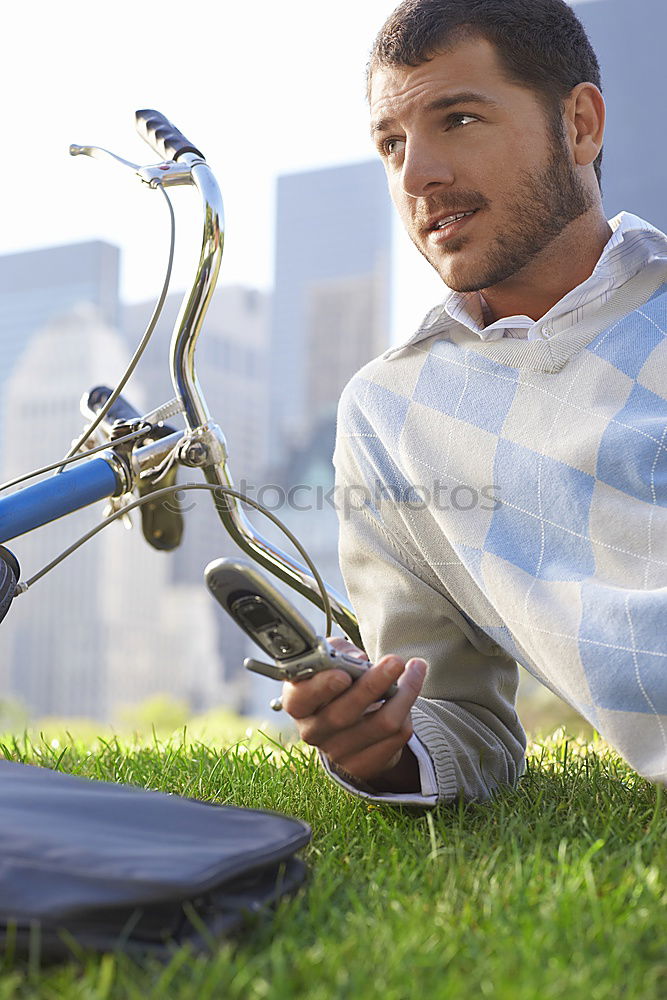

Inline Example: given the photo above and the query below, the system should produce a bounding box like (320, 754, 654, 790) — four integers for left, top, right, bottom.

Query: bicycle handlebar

(4, 110, 363, 647)
(137, 138, 362, 643)
(135, 109, 205, 162)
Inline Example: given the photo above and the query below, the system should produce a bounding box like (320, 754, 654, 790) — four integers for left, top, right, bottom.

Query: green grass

(0, 729, 665, 1000)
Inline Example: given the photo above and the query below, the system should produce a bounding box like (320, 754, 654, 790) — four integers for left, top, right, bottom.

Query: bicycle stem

(169, 155, 362, 648)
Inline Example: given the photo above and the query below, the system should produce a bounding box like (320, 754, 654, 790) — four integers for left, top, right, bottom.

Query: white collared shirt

(392, 213, 667, 352)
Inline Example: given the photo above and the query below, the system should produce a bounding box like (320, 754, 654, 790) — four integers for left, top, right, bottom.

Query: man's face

(369, 37, 594, 294)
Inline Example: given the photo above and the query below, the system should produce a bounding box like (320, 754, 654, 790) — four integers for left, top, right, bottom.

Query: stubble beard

(415, 126, 597, 294)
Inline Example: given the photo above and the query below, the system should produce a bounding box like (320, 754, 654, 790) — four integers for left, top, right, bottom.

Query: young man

(282, 0, 667, 805)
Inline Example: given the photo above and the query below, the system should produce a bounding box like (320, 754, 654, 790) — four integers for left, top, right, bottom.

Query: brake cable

(57, 182, 177, 470)
(14, 482, 335, 639)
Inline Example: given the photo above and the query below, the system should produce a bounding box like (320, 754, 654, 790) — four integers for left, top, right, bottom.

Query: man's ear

(564, 82, 606, 168)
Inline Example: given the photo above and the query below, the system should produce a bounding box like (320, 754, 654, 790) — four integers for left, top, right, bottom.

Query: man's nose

(401, 139, 455, 198)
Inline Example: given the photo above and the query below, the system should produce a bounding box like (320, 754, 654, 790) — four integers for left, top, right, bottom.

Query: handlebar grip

(87, 385, 142, 424)
(135, 109, 205, 161)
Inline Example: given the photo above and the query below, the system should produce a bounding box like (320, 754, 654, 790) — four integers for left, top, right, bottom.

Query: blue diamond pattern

(413, 345, 519, 435)
(587, 287, 666, 378)
(484, 439, 596, 580)
(579, 582, 667, 713)
(596, 383, 667, 507)
(342, 378, 421, 514)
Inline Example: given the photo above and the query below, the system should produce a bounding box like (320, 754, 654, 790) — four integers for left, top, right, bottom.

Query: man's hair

(367, 0, 603, 189)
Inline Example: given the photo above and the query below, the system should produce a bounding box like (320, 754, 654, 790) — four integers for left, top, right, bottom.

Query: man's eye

(448, 113, 477, 129)
(383, 138, 405, 158)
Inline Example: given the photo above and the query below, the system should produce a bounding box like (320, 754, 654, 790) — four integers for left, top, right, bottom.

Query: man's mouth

(426, 209, 479, 243)
(429, 209, 478, 231)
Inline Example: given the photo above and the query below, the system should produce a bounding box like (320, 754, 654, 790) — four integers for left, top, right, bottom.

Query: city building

(0, 304, 222, 720)
(122, 285, 270, 488)
(241, 159, 394, 716)
(573, 0, 667, 232)
(269, 160, 392, 463)
(0, 241, 119, 468)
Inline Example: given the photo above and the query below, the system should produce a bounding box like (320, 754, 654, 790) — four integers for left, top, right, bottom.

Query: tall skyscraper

(239, 160, 394, 716)
(0, 305, 222, 720)
(572, 0, 667, 232)
(0, 241, 119, 467)
(269, 160, 392, 463)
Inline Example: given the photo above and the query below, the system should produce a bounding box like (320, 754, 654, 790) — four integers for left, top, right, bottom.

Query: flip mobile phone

(204, 557, 397, 698)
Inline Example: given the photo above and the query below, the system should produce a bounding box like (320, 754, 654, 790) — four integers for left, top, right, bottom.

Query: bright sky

(2, 0, 600, 342)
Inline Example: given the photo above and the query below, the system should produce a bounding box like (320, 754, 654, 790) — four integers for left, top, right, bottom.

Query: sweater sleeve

(330, 386, 527, 805)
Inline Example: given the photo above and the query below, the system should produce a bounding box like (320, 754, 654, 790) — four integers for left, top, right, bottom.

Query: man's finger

(321, 654, 411, 727)
(320, 658, 426, 759)
(285, 653, 401, 727)
(327, 636, 369, 660)
(292, 656, 406, 746)
(281, 669, 353, 720)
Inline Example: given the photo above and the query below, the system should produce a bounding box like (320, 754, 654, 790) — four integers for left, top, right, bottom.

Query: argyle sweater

(332, 259, 667, 803)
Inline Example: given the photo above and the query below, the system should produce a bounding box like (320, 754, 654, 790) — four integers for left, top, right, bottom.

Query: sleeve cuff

(318, 733, 439, 807)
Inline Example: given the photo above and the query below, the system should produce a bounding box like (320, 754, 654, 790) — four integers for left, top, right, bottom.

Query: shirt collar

(384, 213, 667, 358)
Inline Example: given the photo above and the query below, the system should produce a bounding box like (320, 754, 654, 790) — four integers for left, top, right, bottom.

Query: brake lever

(69, 144, 140, 171)
(70, 144, 198, 188)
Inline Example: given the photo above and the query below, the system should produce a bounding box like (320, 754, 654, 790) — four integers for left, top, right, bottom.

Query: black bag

(0, 759, 311, 960)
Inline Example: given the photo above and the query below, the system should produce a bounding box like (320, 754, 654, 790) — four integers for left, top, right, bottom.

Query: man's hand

(281, 637, 427, 794)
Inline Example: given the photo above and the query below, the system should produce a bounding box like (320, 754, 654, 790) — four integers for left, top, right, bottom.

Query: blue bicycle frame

(0, 458, 122, 543)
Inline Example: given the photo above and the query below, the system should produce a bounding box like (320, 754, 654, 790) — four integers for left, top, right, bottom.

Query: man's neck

(479, 213, 613, 324)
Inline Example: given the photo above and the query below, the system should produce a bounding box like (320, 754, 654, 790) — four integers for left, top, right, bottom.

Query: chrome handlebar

(72, 117, 362, 647)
